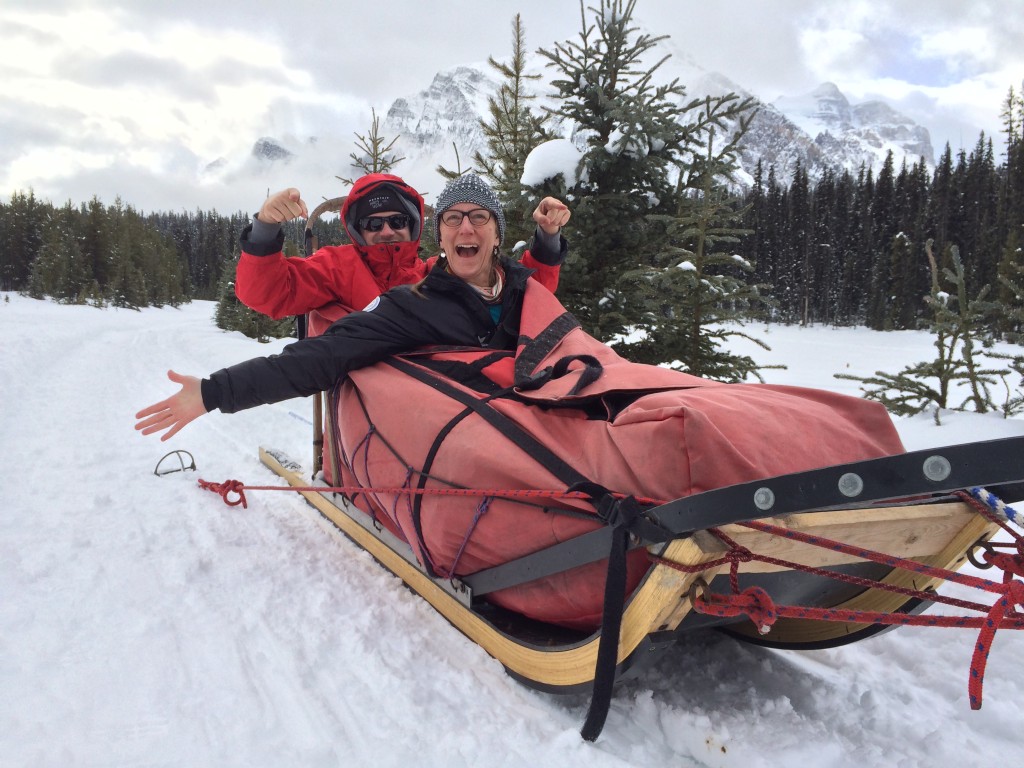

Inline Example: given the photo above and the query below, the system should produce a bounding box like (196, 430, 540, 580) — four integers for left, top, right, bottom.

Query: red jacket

(235, 173, 562, 320)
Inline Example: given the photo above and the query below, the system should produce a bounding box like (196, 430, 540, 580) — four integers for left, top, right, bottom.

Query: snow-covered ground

(2, 291, 1023, 767)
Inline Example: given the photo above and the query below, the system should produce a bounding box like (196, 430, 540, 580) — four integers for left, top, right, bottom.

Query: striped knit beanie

(433, 173, 506, 245)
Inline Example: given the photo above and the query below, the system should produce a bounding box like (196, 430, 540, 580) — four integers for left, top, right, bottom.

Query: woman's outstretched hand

(135, 370, 208, 441)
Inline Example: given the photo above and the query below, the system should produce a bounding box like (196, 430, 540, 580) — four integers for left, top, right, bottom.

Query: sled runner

(260, 438, 1021, 686)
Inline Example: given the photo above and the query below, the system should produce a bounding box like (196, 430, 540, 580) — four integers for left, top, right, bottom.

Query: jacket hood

(341, 174, 425, 246)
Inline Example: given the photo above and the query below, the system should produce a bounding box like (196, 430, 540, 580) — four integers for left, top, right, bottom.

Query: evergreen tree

(2, 190, 46, 291)
(928, 143, 955, 255)
(444, 13, 552, 252)
(999, 85, 1022, 148)
(213, 261, 293, 342)
(81, 196, 112, 293)
(885, 159, 931, 329)
(995, 228, 1024, 342)
(756, 165, 788, 319)
(618, 122, 775, 381)
(337, 108, 404, 186)
(106, 201, 149, 309)
(26, 203, 89, 302)
(865, 151, 897, 329)
(537, 0, 687, 339)
(836, 242, 1007, 423)
(537, 0, 746, 342)
(842, 165, 875, 324)
(884, 231, 917, 329)
(788, 160, 812, 324)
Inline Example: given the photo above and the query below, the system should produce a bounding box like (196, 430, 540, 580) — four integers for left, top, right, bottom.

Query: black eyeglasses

(440, 208, 492, 227)
(358, 214, 411, 232)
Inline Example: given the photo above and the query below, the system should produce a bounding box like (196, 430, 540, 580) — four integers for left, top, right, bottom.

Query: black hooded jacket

(201, 257, 535, 414)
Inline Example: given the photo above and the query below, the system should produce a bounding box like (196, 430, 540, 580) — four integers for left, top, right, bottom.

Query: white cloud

(2, 0, 1021, 212)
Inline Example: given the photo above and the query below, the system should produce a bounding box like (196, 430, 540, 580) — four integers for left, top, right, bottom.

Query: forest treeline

(740, 135, 1024, 332)
(0, 193, 251, 307)
(2, 1, 1021, 382)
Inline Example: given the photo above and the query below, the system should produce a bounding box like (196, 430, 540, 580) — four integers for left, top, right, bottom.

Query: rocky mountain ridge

(243, 58, 934, 195)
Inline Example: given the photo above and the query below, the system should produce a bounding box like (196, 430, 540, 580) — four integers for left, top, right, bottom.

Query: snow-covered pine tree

(26, 202, 89, 303)
(537, 0, 694, 342)
(213, 262, 293, 342)
(836, 242, 1007, 423)
(0, 190, 45, 292)
(616, 104, 776, 382)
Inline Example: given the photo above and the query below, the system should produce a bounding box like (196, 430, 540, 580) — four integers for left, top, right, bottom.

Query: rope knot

(1005, 579, 1024, 610)
(197, 478, 248, 508)
(741, 586, 778, 634)
(728, 546, 756, 564)
(985, 550, 1024, 580)
(692, 585, 778, 635)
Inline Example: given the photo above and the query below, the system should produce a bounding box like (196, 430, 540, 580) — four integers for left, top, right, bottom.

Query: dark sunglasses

(358, 214, 411, 232)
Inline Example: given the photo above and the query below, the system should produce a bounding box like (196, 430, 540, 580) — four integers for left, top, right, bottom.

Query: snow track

(2, 293, 1022, 767)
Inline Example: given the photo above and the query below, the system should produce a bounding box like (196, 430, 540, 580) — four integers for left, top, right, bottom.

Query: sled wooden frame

(258, 445, 1002, 693)
(302, 196, 347, 477)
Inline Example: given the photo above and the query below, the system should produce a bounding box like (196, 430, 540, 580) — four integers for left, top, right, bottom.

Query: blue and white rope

(970, 487, 1024, 529)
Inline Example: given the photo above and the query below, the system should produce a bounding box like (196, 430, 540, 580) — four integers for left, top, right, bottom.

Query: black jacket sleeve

(200, 262, 533, 415)
(527, 227, 568, 266)
(202, 291, 435, 413)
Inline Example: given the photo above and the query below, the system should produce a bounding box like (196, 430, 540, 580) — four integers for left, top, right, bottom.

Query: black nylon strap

(551, 354, 603, 395)
(580, 496, 641, 742)
(384, 357, 591, 489)
(514, 312, 580, 385)
(410, 405, 477, 576)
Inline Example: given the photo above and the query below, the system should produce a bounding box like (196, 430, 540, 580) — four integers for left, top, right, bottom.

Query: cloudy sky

(2, 0, 1021, 215)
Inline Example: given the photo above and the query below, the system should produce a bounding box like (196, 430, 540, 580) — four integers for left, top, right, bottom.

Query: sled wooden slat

(260, 447, 1000, 690)
(692, 501, 985, 573)
(723, 506, 998, 644)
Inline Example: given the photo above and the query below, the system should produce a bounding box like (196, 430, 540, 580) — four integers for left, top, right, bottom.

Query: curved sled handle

(305, 196, 347, 234)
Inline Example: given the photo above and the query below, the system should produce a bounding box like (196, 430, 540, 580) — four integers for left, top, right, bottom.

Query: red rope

(196, 477, 665, 506)
(650, 507, 1024, 711)
(197, 474, 1024, 708)
(197, 478, 248, 507)
(968, 580, 1024, 708)
(690, 585, 1024, 632)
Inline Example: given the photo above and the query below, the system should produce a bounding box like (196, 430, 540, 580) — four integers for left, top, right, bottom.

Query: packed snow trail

(2, 293, 1023, 767)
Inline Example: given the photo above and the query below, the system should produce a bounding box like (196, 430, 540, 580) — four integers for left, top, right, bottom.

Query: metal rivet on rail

(838, 472, 864, 497)
(753, 487, 775, 511)
(922, 455, 952, 482)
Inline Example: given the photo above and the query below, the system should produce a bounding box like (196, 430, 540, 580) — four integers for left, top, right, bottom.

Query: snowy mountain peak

(251, 137, 295, 163)
(234, 62, 936, 198)
(774, 83, 933, 169)
(386, 65, 497, 153)
(381, 63, 934, 193)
